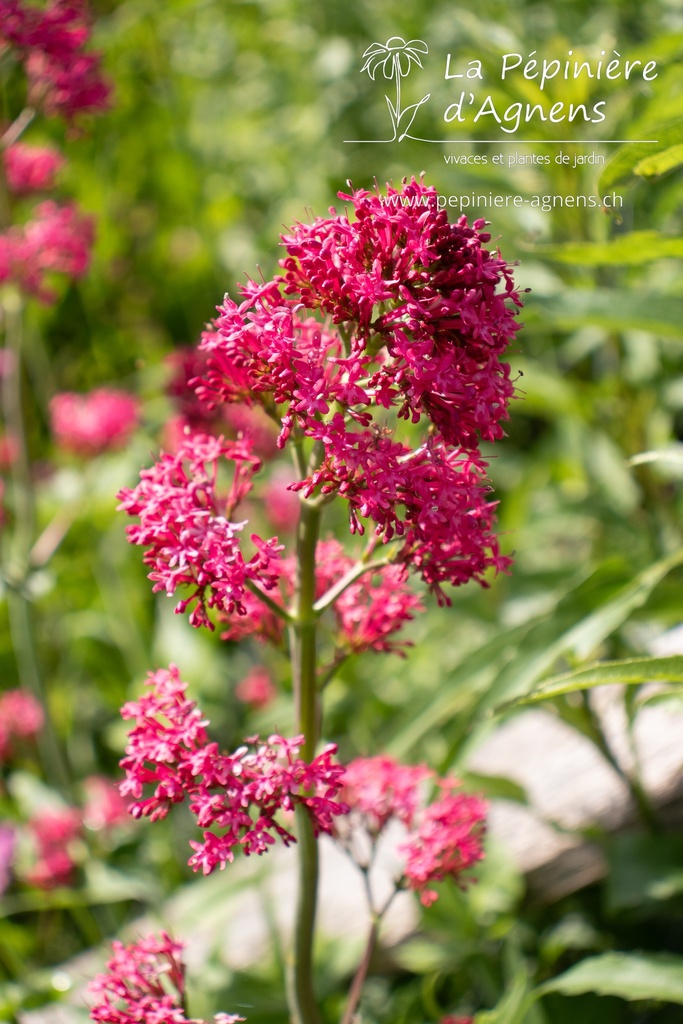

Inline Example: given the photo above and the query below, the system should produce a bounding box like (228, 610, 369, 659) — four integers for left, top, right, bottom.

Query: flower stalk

(289, 496, 323, 1024)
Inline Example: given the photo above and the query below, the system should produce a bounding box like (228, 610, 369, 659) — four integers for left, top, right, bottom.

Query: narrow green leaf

(501, 655, 683, 709)
(634, 143, 683, 179)
(539, 952, 683, 1004)
(527, 232, 683, 267)
(598, 122, 683, 191)
(527, 291, 683, 339)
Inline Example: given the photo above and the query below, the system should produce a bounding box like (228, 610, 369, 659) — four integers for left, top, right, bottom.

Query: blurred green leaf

(528, 232, 683, 267)
(527, 291, 683, 338)
(498, 655, 683, 710)
(598, 122, 683, 191)
(539, 952, 683, 1003)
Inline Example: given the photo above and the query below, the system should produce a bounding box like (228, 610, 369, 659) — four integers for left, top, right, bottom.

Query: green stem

(341, 920, 378, 1024)
(289, 498, 322, 1024)
(1, 291, 70, 795)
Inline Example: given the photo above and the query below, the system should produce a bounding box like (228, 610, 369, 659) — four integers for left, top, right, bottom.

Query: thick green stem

(289, 498, 322, 1024)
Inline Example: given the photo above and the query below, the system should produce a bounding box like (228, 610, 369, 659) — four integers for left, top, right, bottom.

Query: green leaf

(539, 952, 683, 1004)
(527, 232, 683, 267)
(475, 971, 534, 1024)
(499, 655, 683, 709)
(487, 550, 683, 715)
(605, 834, 683, 911)
(598, 122, 683, 191)
(527, 290, 683, 339)
(633, 143, 683, 179)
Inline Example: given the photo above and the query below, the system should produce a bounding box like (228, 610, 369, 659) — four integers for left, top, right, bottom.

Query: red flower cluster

(0, 688, 43, 761)
(119, 666, 347, 873)
(89, 932, 244, 1024)
(0, 0, 110, 121)
(195, 179, 520, 602)
(341, 754, 486, 906)
(117, 434, 283, 629)
(0, 200, 94, 302)
(50, 387, 139, 456)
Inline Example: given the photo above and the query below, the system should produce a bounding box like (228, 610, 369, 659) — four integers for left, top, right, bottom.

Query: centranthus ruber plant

(116, 177, 522, 1024)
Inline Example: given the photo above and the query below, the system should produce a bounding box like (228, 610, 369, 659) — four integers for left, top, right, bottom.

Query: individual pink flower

(50, 387, 139, 456)
(0, 201, 94, 302)
(26, 806, 82, 888)
(235, 666, 276, 709)
(117, 433, 283, 630)
(89, 931, 244, 1024)
(82, 776, 130, 831)
(119, 665, 347, 872)
(339, 754, 486, 906)
(3, 142, 65, 193)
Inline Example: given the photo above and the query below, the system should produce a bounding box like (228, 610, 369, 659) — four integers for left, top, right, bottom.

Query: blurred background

(2, 0, 683, 1021)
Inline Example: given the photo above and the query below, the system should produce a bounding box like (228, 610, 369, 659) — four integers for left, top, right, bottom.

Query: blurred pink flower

(235, 666, 276, 709)
(0, 689, 44, 759)
(340, 754, 486, 906)
(26, 806, 82, 889)
(0, 432, 20, 469)
(3, 142, 65, 193)
(0, 0, 111, 121)
(50, 387, 139, 456)
(0, 201, 94, 302)
(261, 464, 300, 532)
(89, 932, 244, 1024)
(82, 775, 130, 831)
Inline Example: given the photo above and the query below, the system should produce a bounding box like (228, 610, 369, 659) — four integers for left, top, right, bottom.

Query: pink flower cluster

(235, 666, 276, 708)
(3, 142, 65, 194)
(50, 387, 139, 456)
(0, 0, 110, 121)
(0, 201, 94, 302)
(119, 665, 347, 873)
(220, 539, 422, 656)
(0, 688, 43, 761)
(89, 932, 244, 1024)
(341, 754, 486, 906)
(195, 178, 520, 601)
(117, 434, 283, 629)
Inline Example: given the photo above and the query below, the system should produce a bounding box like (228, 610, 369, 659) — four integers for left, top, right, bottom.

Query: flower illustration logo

(360, 37, 430, 142)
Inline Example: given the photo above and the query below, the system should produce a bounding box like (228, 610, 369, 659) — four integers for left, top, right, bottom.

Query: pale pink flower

(50, 387, 139, 456)
(261, 464, 300, 532)
(119, 666, 347, 872)
(0, 688, 44, 737)
(235, 666, 276, 708)
(82, 776, 130, 831)
(26, 806, 82, 889)
(89, 932, 244, 1024)
(3, 142, 64, 193)
(0, 825, 15, 895)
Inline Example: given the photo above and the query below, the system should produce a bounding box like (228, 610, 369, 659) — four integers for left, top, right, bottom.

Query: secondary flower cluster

(89, 932, 244, 1024)
(0, 200, 94, 302)
(50, 387, 140, 456)
(117, 434, 283, 629)
(340, 754, 487, 906)
(220, 538, 422, 656)
(119, 665, 348, 873)
(193, 178, 520, 602)
(0, 0, 110, 121)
